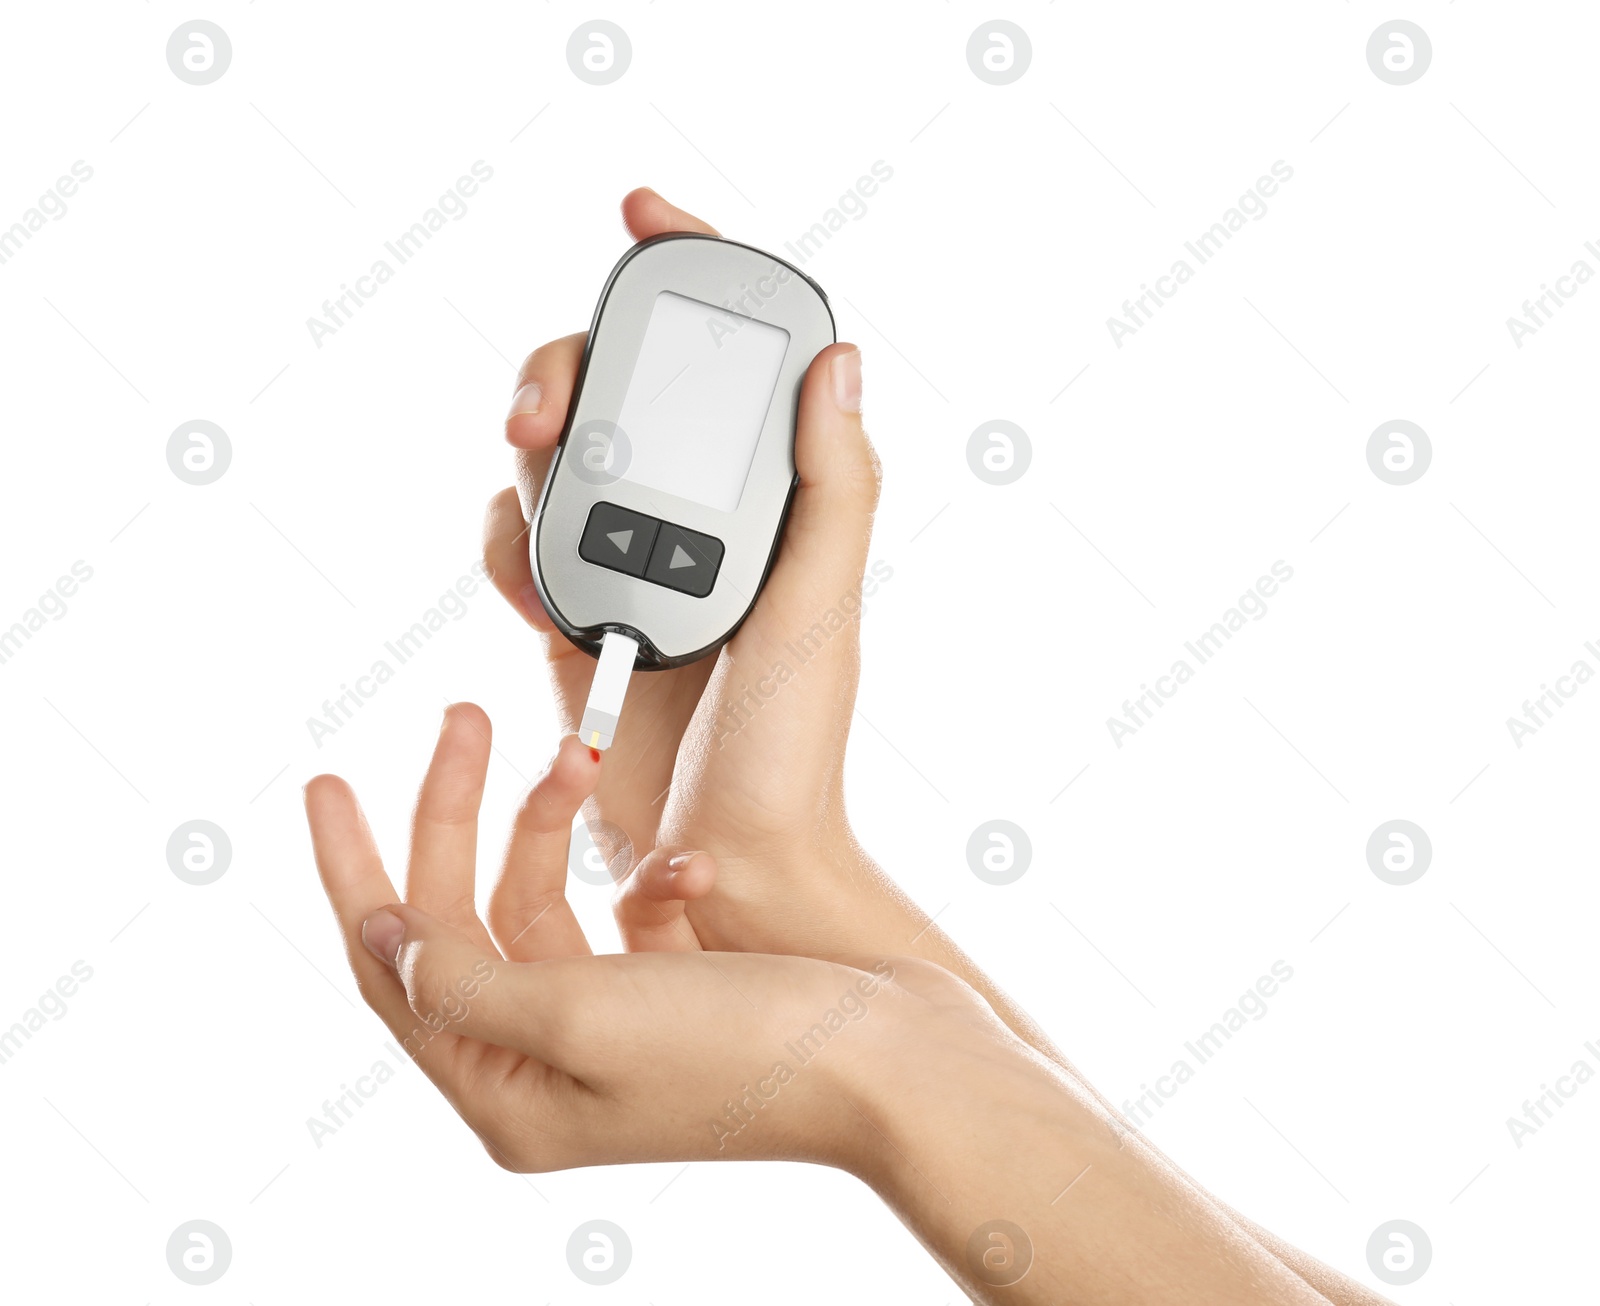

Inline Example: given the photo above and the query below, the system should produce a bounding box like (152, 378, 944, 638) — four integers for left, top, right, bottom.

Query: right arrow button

(645, 522, 725, 597)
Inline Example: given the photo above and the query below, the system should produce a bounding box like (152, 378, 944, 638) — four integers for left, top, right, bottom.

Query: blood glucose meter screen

(614, 290, 790, 514)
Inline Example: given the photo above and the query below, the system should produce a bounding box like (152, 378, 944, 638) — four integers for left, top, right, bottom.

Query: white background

(1, 2, 1596, 1302)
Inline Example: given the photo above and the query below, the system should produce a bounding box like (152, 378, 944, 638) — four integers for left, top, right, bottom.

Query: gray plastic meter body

(530, 233, 836, 669)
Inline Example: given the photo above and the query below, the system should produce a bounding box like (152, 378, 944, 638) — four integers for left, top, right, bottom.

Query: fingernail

(362, 909, 404, 966)
(832, 349, 861, 414)
(667, 851, 701, 873)
(507, 382, 542, 419)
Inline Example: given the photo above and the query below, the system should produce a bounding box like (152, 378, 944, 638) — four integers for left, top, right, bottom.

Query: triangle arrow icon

(669, 544, 695, 569)
(606, 529, 633, 552)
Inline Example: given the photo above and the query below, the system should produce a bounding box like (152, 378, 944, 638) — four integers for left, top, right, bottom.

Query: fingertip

(303, 775, 364, 837)
(507, 381, 543, 420)
(801, 341, 863, 415)
(303, 773, 350, 806)
(517, 584, 557, 632)
(792, 341, 880, 506)
(483, 487, 528, 554)
(505, 410, 559, 451)
(504, 375, 558, 449)
(620, 185, 659, 220)
(361, 907, 405, 966)
(544, 733, 604, 799)
(503, 423, 547, 452)
(504, 333, 586, 452)
(664, 850, 717, 900)
(830, 345, 861, 414)
(636, 850, 715, 902)
(621, 187, 720, 240)
(557, 730, 601, 765)
(442, 701, 492, 738)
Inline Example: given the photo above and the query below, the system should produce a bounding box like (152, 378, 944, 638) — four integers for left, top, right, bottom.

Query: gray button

(645, 522, 724, 597)
(578, 502, 658, 578)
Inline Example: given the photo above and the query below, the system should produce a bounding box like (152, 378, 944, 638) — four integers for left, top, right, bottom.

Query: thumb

(755, 344, 879, 633)
(362, 903, 543, 1057)
(612, 847, 717, 953)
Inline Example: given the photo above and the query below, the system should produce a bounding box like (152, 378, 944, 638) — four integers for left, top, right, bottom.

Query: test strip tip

(579, 632, 638, 753)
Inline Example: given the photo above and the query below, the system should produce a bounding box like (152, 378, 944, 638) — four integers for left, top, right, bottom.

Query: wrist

(842, 1005, 1083, 1193)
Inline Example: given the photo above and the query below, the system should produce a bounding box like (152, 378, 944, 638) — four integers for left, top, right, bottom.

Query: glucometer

(527, 233, 835, 749)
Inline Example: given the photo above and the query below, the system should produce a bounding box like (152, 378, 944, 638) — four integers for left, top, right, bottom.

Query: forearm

(820, 844, 1390, 1306)
(845, 1023, 1335, 1306)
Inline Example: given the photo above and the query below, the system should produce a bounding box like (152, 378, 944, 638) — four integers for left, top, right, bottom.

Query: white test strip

(579, 631, 638, 751)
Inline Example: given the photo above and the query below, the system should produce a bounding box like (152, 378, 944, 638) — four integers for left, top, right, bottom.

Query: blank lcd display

(612, 290, 790, 514)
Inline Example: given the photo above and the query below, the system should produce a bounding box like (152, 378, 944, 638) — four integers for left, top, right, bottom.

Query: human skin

(305, 710, 1341, 1304)
(481, 189, 1390, 1305)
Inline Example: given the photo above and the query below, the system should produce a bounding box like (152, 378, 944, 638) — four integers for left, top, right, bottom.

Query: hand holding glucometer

(485, 188, 879, 959)
(528, 228, 834, 748)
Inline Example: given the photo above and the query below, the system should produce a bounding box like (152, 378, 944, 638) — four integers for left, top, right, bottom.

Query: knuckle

(488, 885, 566, 945)
(608, 862, 657, 920)
(859, 435, 885, 503)
(477, 1124, 569, 1175)
(467, 1104, 537, 1172)
(834, 432, 883, 508)
(403, 948, 472, 1022)
(414, 891, 480, 929)
(480, 1134, 535, 1173)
